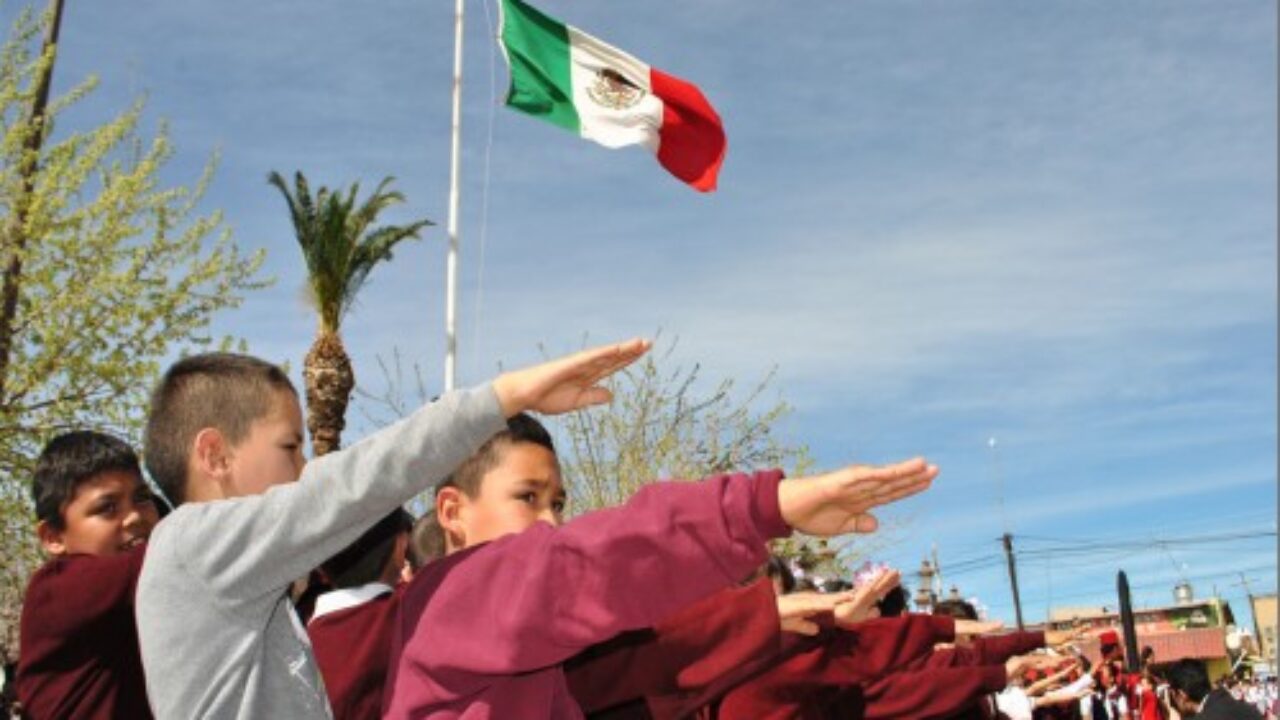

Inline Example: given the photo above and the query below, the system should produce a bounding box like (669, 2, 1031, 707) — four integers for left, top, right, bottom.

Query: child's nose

(123, 506, 143, 528)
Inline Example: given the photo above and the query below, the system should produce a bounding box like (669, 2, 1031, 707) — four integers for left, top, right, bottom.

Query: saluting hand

(777, 590, 854, 636)
(778, 459, 937, 537)
(492, 338, 651, 417)
(834, 569, 902, 627)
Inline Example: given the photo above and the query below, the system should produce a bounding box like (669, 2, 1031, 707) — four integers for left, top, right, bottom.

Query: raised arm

(566, 577, 782, 712)
(20, 547, 146, 642)
(388, 459, 935, 709)
(399, 471, 789, 683)
(862, 665, 1009, 719)
(174, 339, 652, 602)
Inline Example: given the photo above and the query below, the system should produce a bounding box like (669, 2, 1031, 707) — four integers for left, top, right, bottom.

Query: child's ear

(36, 519, 66, 555)
(392, 533, 412, 582)
(436, 487, 466, 550)
(192, 428, 232, 492)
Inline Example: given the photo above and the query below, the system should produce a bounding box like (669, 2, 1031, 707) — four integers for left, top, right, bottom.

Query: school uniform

(697, 614, 962, 719)
(566, 577, 783, 719)
(16, 545, 152, 720)
(918, 630, 1046, 670)
(1135, 684, 1162, 720)
(382, 470, 792, 719)
(862, 664, 1009, 720)
(883, 630, 1046, 720)
(709, 622, 1043, 719)
(1193, 688, 1263, 720)
(307, 582, 404, 720)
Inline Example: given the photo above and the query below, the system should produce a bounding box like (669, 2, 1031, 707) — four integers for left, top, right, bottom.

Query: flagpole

(444, 0, 465, 392)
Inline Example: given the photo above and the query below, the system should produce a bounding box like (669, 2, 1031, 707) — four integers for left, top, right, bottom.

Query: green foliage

(558, 338, 806, 514)
(268, 171, 430, 334)
(771, 536, 846, 579)
(0, 7, 267, 660)
(557, 338, 895, 580)
(353, 337, 892, 583)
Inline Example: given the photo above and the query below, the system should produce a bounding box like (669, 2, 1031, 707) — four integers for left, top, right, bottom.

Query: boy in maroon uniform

(307, 508, 414, 720)
(401, 415, 819, 718)
(16, 431, 160, 719)
(384, 411, 936, 718)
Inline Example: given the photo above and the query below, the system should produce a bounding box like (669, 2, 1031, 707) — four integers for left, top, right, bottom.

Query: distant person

(308, 509, 413, 720)
(1164, 658, 1263, 720)
(933, 598, 980, 621)
(1135, 672, 1164, 720)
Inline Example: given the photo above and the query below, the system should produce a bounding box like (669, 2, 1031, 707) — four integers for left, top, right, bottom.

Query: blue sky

(15, 1, 1276, 629)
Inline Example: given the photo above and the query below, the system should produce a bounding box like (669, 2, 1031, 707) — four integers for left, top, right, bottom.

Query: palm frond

(270, 172, 431, 332)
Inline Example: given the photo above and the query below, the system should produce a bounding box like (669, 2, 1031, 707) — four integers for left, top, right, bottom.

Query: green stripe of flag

(500, 0, 579, 133)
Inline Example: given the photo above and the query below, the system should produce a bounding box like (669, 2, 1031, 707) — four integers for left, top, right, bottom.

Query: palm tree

(269, 170, 431, 457)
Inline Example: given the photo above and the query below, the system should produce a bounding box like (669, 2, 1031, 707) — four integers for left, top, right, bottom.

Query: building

(1047, 586, 1238, 679)
(1251, 594, 1277, 666)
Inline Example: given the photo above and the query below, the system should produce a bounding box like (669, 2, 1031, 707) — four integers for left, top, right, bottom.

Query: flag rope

(469, 0, 500, 383)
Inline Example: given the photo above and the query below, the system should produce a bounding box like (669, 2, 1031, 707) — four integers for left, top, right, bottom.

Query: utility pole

(1235, 573, 1264, 658)
(931, 543, 944, 599)
(1002, 532, 1025, 631)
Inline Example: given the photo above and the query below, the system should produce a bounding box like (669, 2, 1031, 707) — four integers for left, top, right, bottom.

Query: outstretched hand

(778, 459, 937, 537)
(492, 338, 651, 417)
(1005, 653, 1061, 682)
(834, 569, 901, 627)
(777, 591, 854, 636)
(955, 619, 1005, 638)
(1044, 626, 1087, 649)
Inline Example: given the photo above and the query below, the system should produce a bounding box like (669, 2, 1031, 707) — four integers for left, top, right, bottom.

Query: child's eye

(516, 492, 537, 505)
(552, 499, 566, 514)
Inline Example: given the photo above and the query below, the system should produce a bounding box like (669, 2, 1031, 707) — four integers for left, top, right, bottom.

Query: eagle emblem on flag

(587, 68, 646, 110)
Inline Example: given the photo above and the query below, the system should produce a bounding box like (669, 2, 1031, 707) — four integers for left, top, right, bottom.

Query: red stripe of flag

(651, 68, 727, 193)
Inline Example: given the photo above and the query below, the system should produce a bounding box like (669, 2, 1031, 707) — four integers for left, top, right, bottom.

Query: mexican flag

(497, 0, 727, 192)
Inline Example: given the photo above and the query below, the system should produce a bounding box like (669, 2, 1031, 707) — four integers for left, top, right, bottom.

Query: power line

(932, 528, 1275, 577)
(1014, 530, 1276, 559)
(922, 532, 1277, 612)
(986, 563, 1277, 609)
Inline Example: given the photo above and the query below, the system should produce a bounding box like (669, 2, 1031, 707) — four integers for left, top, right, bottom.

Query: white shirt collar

(309, 582, 393, 623)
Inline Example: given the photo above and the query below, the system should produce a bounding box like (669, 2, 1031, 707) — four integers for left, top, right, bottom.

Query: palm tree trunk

(303, 331, 354, 457)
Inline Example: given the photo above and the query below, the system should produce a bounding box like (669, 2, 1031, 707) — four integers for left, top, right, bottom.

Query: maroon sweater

(863, 628, 1047, 720)
(307, 582, 404, 720)
(566, 577, 783, 719)
(908, 630, 1047, 671)
(15, 546, 152, 720)
(706, 614, 957, 719)
(383, 471, 790, 719)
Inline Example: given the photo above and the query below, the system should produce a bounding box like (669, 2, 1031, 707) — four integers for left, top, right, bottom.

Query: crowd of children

(0, 339, 1258, 719)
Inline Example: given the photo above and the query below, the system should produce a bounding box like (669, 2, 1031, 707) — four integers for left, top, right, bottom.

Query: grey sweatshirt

(136, 385, 504, 719)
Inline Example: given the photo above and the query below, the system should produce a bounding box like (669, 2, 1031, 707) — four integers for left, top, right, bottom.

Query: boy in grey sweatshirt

(134, 340, 649, 719)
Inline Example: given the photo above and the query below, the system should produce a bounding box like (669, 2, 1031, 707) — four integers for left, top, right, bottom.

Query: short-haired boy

(384, 409, 937, 717)
(408, 413, 883, 718)
(16, 430, 159, 719)
(307, 509, 413, 720)
(134, 340, 650, 718)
